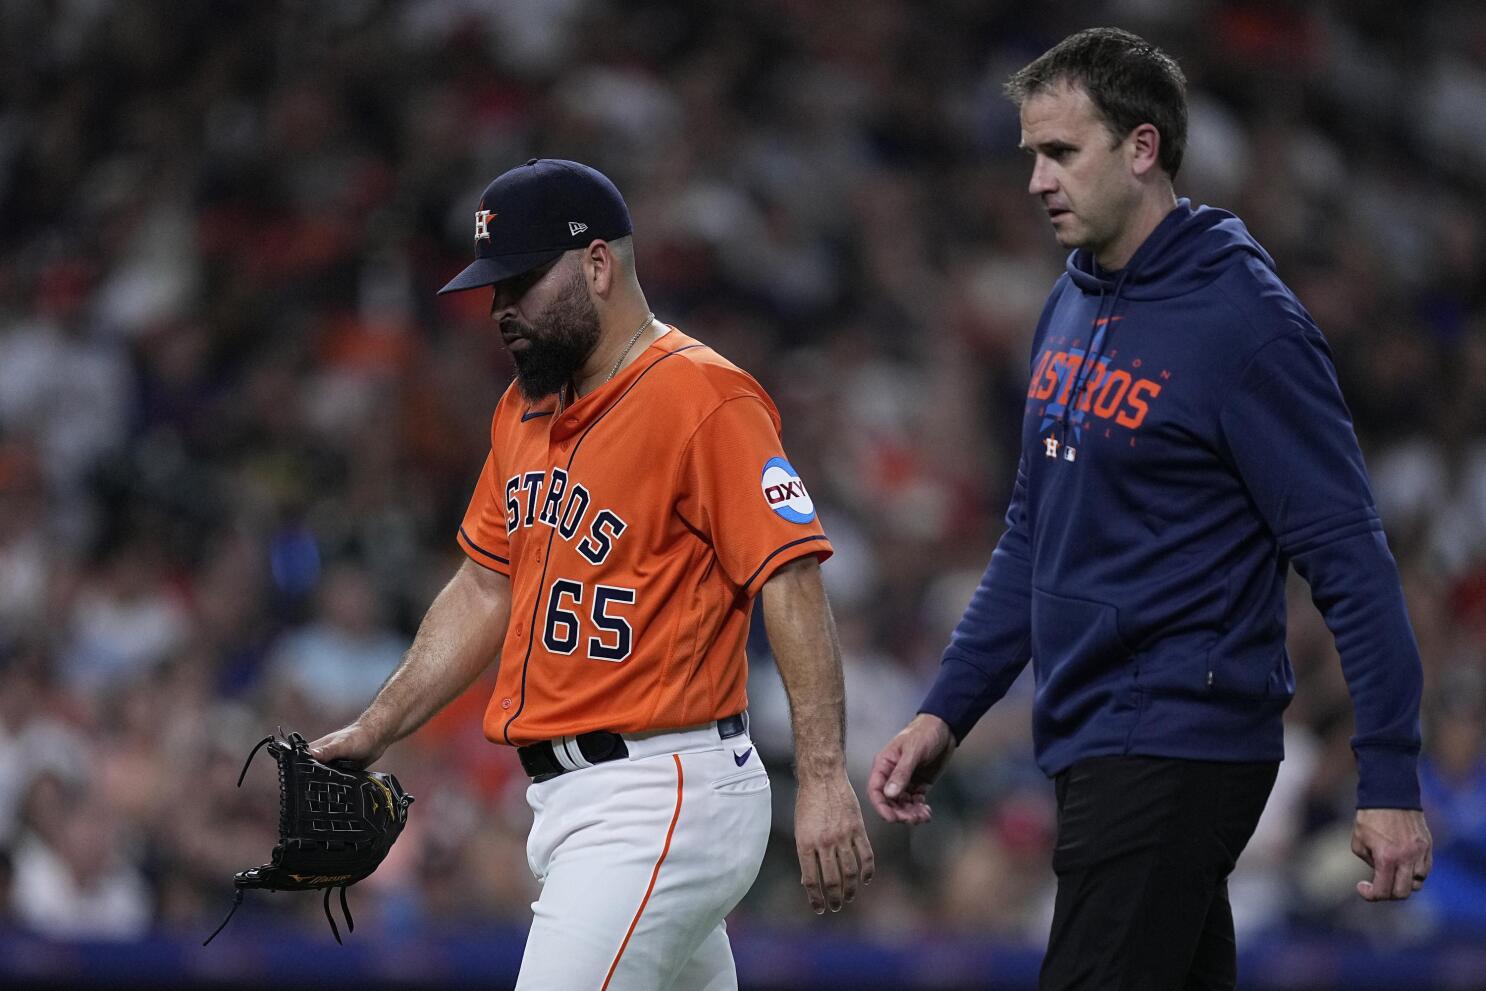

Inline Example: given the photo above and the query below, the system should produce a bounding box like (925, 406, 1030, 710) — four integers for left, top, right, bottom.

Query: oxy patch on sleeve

(760, 457, 816, 524)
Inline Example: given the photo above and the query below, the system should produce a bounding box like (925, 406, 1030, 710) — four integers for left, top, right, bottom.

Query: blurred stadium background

(1, 0, 1485, 988)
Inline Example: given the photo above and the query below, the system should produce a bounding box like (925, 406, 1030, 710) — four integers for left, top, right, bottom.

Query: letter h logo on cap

(474, 209, 494, 241)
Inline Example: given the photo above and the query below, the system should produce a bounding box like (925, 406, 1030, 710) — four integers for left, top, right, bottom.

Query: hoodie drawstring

(1059, 269, 1129, 445)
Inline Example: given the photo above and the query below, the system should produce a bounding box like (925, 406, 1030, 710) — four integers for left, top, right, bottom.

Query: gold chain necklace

(607, 313, 655, 383)
(558, 313, 656, 414)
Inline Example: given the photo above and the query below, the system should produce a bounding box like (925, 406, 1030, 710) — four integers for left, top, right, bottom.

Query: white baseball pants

(515, 722, 771, 991)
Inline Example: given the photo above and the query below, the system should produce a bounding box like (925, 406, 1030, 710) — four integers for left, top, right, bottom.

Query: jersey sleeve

(676, 395, 832, 596)
(457, 448, 513, 574)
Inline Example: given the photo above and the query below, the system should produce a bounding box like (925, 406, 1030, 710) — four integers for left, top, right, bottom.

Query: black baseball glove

(204, 730, 413, 945)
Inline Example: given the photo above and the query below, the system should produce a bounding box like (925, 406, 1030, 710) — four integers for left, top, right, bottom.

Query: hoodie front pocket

(1030, 588, 1133, 727)
(1203, 570, 1288, 699)
(1204, 646, 1286, 699)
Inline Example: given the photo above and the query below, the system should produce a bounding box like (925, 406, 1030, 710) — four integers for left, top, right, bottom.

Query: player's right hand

(868, 713, 956, 825)
(308, 720, 390, 770)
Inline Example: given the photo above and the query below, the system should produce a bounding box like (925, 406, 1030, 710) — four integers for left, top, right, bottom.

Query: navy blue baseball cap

(437, 159, 633, 295)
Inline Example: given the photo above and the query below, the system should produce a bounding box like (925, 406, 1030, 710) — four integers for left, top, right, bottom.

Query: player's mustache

(501, 319, 534, 341)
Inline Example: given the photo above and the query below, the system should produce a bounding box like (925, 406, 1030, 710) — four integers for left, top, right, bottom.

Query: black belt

(519, 713, 748, 783)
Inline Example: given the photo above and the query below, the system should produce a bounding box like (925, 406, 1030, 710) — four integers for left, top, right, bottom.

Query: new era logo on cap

(569, 221, 588, 236)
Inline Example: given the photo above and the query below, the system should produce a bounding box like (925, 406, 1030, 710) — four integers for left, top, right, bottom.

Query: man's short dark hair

(1005, 27, 1188, 179)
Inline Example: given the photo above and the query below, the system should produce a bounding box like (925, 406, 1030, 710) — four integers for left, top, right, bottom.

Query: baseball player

(311, 159, 873, 990)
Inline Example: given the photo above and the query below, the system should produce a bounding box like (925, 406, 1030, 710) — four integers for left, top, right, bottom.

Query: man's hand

(1351, 807, 1432, 901)
(868, 714, 956, 824)
(308, 719, 391, 770)
(757, 557, 875, 914)
(794, 770, 875, 915)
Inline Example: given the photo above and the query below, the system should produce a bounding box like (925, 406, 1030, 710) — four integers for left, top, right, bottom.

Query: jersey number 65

(542, 579, 637, 663)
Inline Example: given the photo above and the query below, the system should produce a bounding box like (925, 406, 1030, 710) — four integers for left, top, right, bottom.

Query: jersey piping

(459, 525, 510, 568)
(742, 534, 831, 592)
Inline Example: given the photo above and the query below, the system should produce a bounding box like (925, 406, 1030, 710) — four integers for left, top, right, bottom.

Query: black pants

(1039, 755, 1279, 991)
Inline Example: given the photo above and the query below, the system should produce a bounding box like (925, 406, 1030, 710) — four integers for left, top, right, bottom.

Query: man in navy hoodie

(868, 27, 1433, 990)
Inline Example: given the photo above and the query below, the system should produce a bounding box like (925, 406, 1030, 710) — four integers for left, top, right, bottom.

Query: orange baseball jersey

(457, 326, 832, 747)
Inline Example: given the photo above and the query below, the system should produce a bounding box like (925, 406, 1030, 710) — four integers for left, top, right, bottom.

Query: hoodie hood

(1066, 199, 1276, 301)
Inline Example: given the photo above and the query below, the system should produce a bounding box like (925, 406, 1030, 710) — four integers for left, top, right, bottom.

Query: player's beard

(504, 269, 602, 402)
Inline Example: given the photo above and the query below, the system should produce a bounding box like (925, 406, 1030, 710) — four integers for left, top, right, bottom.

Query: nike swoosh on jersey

(733, 747, 753, 766)
(521, 409, 553, 422)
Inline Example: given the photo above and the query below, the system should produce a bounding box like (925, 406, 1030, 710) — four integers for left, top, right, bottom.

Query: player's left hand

(1351, 807, 1432, 901)
(794, 771, 875, 915)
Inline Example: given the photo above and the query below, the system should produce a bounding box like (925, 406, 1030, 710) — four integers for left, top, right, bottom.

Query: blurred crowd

(1, 0, 1484, 953)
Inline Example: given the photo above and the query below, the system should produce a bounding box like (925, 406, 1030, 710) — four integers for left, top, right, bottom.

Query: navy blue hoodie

(920, 200, 1423, 809)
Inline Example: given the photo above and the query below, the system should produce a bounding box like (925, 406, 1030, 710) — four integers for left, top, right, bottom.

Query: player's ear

(1128, 122, 1161, 178)
(583, 240, 615, 297)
